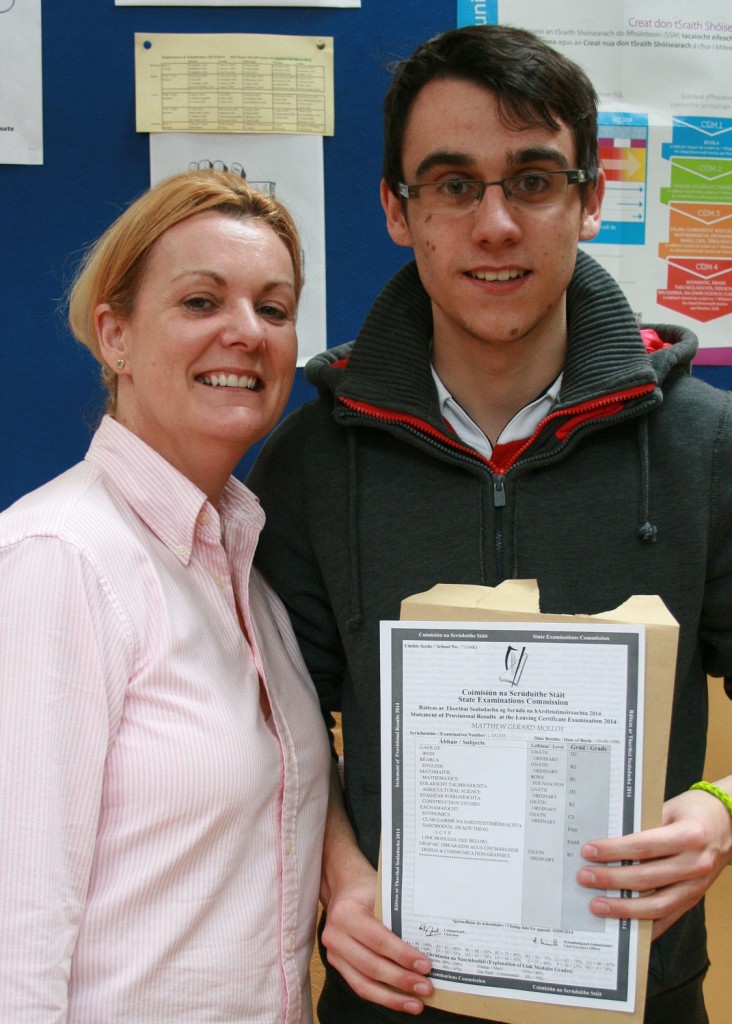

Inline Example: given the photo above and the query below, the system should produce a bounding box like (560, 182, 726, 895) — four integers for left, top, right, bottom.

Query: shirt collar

(85, 416, 263, 564)
(431, 364, 563, 458)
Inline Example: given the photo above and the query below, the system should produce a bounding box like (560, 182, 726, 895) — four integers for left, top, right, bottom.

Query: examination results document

(380, 608, 650, 1019)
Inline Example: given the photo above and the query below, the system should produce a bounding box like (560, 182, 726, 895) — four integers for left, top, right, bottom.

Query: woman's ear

(95, 303, 130, 374)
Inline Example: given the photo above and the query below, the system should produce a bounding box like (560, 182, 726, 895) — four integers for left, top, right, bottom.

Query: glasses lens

(418, 179, 483, 211)
(411, 171, 575, 214)
(505, 172, 569, 206)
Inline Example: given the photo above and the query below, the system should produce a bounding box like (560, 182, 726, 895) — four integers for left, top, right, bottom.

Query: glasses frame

(397, 169, 589, 209)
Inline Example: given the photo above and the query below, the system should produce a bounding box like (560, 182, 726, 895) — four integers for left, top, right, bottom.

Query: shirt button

(285, 935, 294, 953)
(176, 544, 188, 558)
(199, 511, 210, 526)
(214, 575, 225, 588)
(285, 839, 293, 855)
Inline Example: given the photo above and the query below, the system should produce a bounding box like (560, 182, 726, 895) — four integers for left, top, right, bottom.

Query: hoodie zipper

(337, 384, 658, 581)
(336, 399, 492, 473)
(492, 477, 506, 507)
(338, 383, 656, 473)
(336, 400, 512, 578)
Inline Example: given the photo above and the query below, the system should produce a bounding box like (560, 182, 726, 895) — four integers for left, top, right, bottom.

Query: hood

(305, 260, 435, 411)
(305, 254, 702, 638)
(306, 251, 699, 405)
(643, 322, 699, 382)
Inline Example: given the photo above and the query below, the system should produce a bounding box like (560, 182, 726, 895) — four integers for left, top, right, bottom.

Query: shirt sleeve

(0, 536, 131, 1021)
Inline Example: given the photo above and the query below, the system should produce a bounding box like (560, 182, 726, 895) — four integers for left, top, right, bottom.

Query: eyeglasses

(397, 169, 589, 214)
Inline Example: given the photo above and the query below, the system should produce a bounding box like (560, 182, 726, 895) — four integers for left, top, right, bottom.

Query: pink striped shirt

(0, 415, 330, 1023)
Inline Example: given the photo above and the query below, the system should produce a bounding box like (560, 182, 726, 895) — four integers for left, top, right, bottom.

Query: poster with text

(460, 0, 732, 362)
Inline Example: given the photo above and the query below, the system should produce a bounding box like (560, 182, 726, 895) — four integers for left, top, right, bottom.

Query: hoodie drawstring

(345, 429, 364, 631)
(637, 418, 658, 542)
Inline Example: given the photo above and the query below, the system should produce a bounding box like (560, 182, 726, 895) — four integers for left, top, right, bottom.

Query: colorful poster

(0, 0, 43, 164)
(458, 0, 732, 361)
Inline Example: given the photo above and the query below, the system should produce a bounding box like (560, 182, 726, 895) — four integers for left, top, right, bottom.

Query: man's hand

(320, 765, 433, 1014)
(321, 854, 433, 1014)
(577, 777, 732, 939)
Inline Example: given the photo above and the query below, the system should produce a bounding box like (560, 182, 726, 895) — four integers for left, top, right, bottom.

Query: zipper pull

(493, 476, 506, 508)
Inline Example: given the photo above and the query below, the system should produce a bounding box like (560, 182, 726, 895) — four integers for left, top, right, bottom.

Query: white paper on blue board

(0, 0, 43, 165)
(119, 0, 359, 7)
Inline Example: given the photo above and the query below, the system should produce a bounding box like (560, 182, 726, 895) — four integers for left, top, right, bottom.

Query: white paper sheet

(150, 132, 326, 363)
(0, 0, 43, 164)
(381, 619, 645, 1013)
(119, 0, 358, 6)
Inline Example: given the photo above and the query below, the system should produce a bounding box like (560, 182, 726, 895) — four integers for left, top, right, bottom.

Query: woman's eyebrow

(171, 268, 226, 285)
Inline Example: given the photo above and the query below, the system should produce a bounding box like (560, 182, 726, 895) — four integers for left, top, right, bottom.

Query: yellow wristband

(689, 781, 732, 817)
(690, 782, 732, 865)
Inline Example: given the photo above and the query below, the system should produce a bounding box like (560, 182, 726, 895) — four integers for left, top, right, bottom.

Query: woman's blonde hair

(68, 169, 303, 411)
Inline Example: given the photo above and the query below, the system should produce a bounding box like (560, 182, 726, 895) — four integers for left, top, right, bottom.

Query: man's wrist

(689, 780, 732, 815)
(689, 781, 732, 864)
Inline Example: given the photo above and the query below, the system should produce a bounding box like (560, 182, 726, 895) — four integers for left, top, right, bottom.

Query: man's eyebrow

(413, 151, 473, 179)
(507, 146, 570, 169)
(412, 145, 572, 181)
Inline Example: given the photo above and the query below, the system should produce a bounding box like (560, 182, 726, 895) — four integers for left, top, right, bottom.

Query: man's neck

(432, 331, 567, 444)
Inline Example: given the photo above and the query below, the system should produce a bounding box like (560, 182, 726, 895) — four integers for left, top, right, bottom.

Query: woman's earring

(116, 358, 126, 371)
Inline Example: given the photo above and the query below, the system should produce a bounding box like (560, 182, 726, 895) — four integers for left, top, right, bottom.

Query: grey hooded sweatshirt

(249, 249, 732, 1021)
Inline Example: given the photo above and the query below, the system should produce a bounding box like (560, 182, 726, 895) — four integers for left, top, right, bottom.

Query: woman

(0, 170, 330, 1022)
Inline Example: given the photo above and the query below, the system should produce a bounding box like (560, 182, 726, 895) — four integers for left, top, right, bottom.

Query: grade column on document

(562, 742, 612, 931)
(521, 741, 611, 932)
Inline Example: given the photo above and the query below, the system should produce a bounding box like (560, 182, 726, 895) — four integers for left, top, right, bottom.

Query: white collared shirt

(0, 416, 330, 1023)
(431, 364, 563, 459)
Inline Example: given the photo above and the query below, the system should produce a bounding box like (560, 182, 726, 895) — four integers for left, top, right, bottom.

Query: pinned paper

(0, 0, 43, 164)
(135, 34, 334, 136)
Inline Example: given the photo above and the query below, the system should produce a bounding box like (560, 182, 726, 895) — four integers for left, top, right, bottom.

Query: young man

(248, 25, 732, 1024)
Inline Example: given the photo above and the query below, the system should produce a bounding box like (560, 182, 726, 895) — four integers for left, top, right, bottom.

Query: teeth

(471, 269, 527, 282)
(199, 374, 258, 389)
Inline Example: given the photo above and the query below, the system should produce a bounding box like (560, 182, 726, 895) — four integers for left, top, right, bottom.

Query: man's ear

(579, 168, 606, 243)
(95, 303, 130, 374)
(380, 178, 414, 249)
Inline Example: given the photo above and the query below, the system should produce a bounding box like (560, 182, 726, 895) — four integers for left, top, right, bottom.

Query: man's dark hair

(382, 25, 600, 196)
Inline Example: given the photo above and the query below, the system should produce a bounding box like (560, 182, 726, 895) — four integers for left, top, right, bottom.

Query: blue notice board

(1, 0, 728, 509)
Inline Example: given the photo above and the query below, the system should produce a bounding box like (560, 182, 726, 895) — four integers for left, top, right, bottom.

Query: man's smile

(466, 268, 529, 282)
